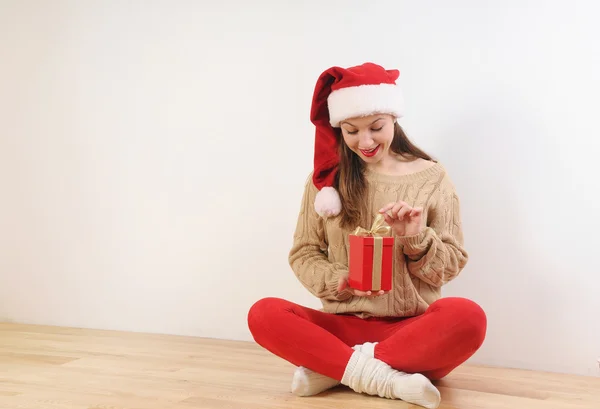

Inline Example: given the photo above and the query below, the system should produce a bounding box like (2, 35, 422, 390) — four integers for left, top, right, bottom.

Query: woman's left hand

(379, 201, 423, 237)
(337, 275, 386, 297)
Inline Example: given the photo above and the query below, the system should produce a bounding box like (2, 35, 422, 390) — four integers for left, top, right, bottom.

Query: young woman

(247, 62, 487, 409)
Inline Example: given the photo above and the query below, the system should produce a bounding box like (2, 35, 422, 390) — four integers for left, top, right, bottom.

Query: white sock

(290, 366, 340, 396)
(340, 350, 441, 409)
(290, 342, 378, 396)
(354, 341, 377, 357)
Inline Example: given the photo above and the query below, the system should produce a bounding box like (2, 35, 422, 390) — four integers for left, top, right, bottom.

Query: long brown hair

(334, 121, 434, 229)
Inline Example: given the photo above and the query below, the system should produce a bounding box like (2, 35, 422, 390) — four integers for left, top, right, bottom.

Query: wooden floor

(0, 323, 599, 409)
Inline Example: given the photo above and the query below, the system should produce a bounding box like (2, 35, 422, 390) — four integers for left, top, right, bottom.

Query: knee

(433, 297, 487, 348)
(247, 297, 289, 339)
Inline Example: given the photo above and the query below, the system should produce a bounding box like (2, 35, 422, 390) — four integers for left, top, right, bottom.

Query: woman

(247, 62, 487, 409)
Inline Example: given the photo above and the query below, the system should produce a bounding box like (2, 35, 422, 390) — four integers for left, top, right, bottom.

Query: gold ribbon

(352, 215, 391, 291)
(351, 214, 392, 237)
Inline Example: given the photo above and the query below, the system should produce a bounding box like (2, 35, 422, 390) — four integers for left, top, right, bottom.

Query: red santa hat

(309, 62, 405, 217)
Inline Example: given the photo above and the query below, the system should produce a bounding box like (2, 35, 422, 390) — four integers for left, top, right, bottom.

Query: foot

(291, 366, 341, 396)
(390, 372, 441, 409)
(290, 342, 378, 396)
(341, 350, 441, 409)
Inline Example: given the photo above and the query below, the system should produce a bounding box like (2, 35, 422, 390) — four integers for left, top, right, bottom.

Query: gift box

(348, 214, 394, 292)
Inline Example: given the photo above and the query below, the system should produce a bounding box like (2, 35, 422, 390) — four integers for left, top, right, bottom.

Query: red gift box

(348, 215, 394, 292)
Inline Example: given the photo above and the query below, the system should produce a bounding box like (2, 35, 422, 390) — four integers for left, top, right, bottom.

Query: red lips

(360, 145, 380, 157)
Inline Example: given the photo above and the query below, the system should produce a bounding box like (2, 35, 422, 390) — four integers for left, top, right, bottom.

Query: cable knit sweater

(288, 162, 468, 318)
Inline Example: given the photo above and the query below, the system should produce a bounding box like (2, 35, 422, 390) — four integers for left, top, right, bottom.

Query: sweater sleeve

(396, 175, 468, 287)
(288, 176, 353, 301)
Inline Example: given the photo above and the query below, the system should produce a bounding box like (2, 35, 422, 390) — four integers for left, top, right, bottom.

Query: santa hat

(310, 62, 405, 217)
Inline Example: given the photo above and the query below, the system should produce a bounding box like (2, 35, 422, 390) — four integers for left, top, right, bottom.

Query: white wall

(1, 0, 599, 377)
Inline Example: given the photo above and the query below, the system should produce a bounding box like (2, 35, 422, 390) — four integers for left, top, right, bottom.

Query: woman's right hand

(337, 275, 386, 297)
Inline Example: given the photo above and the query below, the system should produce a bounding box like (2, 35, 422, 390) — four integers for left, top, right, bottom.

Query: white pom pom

(314, 187, 342, 217)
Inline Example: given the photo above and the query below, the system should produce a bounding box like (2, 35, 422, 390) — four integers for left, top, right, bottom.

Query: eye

(345, 130, 358, 135)
(372, 126, 383, 132)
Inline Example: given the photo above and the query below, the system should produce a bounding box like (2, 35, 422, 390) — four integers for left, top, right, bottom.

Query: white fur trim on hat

(327, 83, 405, 127)
(314, 187, 342, 217)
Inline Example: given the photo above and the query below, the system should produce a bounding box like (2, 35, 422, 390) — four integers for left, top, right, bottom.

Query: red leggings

(247, 297, 486, 381)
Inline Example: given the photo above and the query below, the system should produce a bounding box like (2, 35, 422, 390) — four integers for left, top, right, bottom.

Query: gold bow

(352, 214, 392, 237)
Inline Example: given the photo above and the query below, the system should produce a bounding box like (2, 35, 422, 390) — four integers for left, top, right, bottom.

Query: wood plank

(0, 323, 599, 409)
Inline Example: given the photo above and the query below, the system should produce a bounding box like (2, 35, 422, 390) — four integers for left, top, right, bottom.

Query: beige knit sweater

(288, 162, 468, 318)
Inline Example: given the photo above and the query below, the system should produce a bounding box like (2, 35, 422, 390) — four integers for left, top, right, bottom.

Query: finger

(409, 207, 423, 217)
(379, 202, 398, 213)
(382, 213, 394, 225)
(390, 202, 406, 218)
(396, 204, 412, 221)
(353, 289, 386, 297)
(380, 201, 407, 216)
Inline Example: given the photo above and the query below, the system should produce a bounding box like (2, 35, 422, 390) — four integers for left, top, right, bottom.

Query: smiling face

(339, 114, 396, 164)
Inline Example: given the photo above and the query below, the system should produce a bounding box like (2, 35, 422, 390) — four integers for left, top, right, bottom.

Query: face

(340, 114, 395, 163)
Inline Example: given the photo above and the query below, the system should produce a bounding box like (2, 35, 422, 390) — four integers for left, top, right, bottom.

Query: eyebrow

(341, 117, 385, 127)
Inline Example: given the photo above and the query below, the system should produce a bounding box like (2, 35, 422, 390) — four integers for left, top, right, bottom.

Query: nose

(358, 131, 374, 149)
